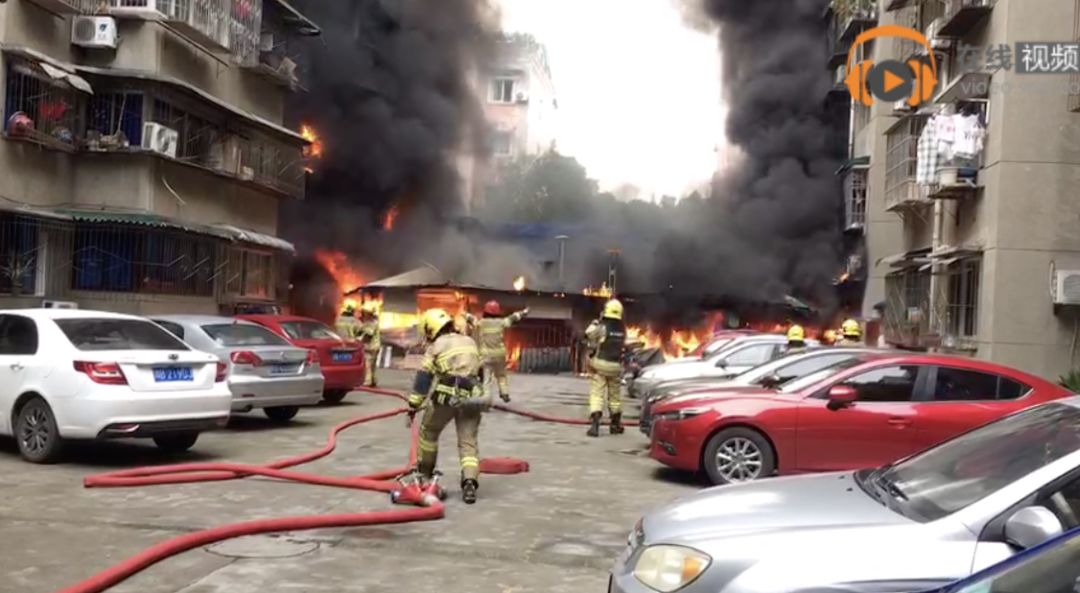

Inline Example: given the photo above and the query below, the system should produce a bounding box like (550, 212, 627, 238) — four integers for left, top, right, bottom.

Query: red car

(237, 315, 364, 404)
(649, 353, 1071, 485)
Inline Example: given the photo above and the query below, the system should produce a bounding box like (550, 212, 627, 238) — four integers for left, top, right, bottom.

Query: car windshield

(948, 531, 1080, 593)
(56, 318, 190, 351)
(779, 357, 865, 393)
(279, 321, 341, 341)
(873, 403, 1080, 523)
(203, 324, 290, 347)
(701, 338, 732, 357)
(739, 350, 860, 387)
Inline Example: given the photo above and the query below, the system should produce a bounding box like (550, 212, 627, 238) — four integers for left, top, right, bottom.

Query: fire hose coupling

(390, 471, 447, 507)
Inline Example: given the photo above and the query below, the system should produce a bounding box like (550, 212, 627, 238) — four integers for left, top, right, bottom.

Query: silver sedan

(153, 315, 324, 423)
(610, 397, 1080, 593)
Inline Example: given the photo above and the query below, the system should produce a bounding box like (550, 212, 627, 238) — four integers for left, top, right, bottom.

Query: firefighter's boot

(462, 479, 479, 505)
(586, 412, 601, 438)
(610, 413, 625, 435)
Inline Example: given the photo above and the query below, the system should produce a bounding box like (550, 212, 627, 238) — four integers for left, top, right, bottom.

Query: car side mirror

(760, 374, 783, 389)
(1005, 506, 1063, 549)
(715, 359, 728, 368)
(826, 385, 857, 411)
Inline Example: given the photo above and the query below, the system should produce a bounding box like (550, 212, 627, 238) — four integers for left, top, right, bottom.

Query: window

(843, 365, 921, 403)
(933, 366, 1028, 402)
(951, 533, 1080, 593)
(153, 98, 221, 166)
(226, 249, 275, 299)
(0, 215, 40, 295)
(774, 354, 856, 384)
(885, 117, 929, 209)
(946, 259, 981, 338)
(202, 323, 289, 347)
(72, 226, 217, 296)
(279, 321, 340, 341)
(492, 131, 512, 156)
(0, 315, 38, 355)
(3, 57, 80, 150)
(153, 320, 185, 340)
(86, 91, 144, 149)
(844, 168, 868, 230)
(490, 78, 515, 103)
(55, 318, 189, 351)
(721, 344, 776, 367)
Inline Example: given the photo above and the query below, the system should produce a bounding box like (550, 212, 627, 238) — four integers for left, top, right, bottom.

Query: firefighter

(838, 318, 864, 346)
(406, 308, 488, 505)
(585, 299, 627, 437)
(358, 302, 382, 388)
(335, 302, 360, 340)
(466, 300, 529, 403)
(784, 325, 807, 354)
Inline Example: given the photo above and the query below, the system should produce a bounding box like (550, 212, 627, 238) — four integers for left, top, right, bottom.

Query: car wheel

(264, 406, 299, 423)
(703, 427, 775, 486)
(153, 432, 199, 454)
(14, 398, 64, 464)
(322, 389, 349, 405)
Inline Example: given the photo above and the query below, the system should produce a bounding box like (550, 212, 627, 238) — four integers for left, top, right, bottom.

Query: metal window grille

(0, 215, 45, 296)
(230, 0, 263, 64)
(844, 168, 868, 229)
(86, 91, 144, 149)
(152, 98, 221, 166)
(946, 259, 980, 338)
(224, 247, 274, 299)
(236, 132, 305, 197)
(71, 224, 219, 296)
(894, 2, 944, 60)
(3, 58, 80, 150)
(885, 117, 928, 209)
(885, 268, 932, 346)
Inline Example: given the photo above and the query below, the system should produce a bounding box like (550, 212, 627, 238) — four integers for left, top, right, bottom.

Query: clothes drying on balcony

(916, 112, 986, 186)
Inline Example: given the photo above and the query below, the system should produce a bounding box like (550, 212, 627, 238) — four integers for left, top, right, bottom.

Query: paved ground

(0, 371, 701, 593)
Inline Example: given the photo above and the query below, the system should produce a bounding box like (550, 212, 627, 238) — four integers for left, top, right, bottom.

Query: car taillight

(306, 349, 318, 364)
(230, 351, 263, 366)
(215, 362, 228, 383)
(74, 361, 127, 385)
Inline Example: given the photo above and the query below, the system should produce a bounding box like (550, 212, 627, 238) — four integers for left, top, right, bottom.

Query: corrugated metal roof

(49, 209, 294, 252)
(215, 224, 295, 253)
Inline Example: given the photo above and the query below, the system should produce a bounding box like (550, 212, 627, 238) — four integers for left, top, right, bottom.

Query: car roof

(237, 314, 319, 323)
(0, 308, 146, 321)
(153, 315, 258, 326)
(852, 352, 1056, 382)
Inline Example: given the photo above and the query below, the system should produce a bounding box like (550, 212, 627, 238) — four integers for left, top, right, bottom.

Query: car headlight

(655, 408, 708, 422)
(633, 544, 711, 592)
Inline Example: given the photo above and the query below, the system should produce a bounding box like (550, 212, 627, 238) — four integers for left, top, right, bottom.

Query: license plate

(153, 366, 193, 382)
(332, 351, 353, 363)
(270, 364, 297, 375)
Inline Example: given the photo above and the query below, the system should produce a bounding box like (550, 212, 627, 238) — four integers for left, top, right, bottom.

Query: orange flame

(314, 250, 365, 295)
(583, 282, 613, 298)
(382, 204, 400, 231)
(507, 342, 523, 371)
(301, 124, 323, 174)
(513, 276, 526, 291)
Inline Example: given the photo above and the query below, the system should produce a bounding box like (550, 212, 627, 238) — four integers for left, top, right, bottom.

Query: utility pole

(607, 249, 620, 295)
(555, 235, 569, 291)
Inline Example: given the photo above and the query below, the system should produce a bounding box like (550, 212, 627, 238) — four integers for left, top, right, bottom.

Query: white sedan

(0, 309, 232, 463)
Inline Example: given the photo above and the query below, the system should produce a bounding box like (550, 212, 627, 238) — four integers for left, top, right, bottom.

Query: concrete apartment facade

(833, 0, 1080, 378)
(462, 33, 558, 212)
(0, 0, 316, 315)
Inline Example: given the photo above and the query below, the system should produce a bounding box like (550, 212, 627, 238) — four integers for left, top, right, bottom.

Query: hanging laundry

(953, 113, 986, 160)
(916, 116, 940, 186)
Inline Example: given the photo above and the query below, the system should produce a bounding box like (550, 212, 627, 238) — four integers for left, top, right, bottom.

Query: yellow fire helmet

(841, 318, 862, 338)
(603, 299, 624, 320)
(421, 308, 454, 341)
(341, 302, 356, 316)
(787, 324, 806, 342)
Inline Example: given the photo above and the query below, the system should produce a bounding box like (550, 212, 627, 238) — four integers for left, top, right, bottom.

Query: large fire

(583, 283, 613, 298)
(315, 250, 365, 295)
(382, 204, 400, 231)
(507, 342, 523, 371)
(513, 276, 526, 292)
(300, 124, 323, 173)
(627, 325, 709, 360)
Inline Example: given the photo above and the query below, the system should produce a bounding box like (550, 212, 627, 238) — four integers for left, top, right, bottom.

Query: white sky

(496, 0, 726, 199)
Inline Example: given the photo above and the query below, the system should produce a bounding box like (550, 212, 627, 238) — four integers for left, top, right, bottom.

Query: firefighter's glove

(521, 308, 531, 317)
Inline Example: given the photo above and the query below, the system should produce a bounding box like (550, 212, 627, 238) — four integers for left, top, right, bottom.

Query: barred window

(86, 91, 144, 148)
(225, 247, 274, 299)
(3, 57, 80, 150)
(0, 216, 41, 295)
(71, 226, 217, 296)
(946, 259, 981, 338)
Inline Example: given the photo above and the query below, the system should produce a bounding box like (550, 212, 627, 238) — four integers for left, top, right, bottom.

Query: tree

(480, 151, 598, 223)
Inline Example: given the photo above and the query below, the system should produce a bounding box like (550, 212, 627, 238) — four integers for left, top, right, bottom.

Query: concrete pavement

(0, 371, 699, 593)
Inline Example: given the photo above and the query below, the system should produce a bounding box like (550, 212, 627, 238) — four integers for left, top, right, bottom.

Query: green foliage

(1060, 370, 1080, 392)
(479, 151, 600, 223)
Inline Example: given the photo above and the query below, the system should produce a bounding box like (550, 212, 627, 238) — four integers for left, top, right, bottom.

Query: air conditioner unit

(42, 300, 78, 309)
(107, 0, 176, 19)
(515, 92, 530, 104)
(1053, 270, 1080, 305)
(72, 16, 118, 49)
(141, 122, 179, 159)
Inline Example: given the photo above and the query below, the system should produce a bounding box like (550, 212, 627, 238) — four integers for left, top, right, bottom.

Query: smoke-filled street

(0, 374, 691, 593)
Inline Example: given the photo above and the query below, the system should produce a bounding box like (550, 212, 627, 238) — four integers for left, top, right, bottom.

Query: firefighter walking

(838, 319, 863, 346)
(406, 309, 489, 504)
(358, 302, 381, 387)
(470, 300, 529, 403)
(585, 299, 627, 438)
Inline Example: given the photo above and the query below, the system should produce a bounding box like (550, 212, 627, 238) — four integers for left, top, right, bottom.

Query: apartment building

(833, 0, 1080, 378)
(0, 0, 317, 315)
(462, 33, 558, 211)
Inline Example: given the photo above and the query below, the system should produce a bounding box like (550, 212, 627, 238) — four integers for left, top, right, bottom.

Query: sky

(496, 0, 726, 200)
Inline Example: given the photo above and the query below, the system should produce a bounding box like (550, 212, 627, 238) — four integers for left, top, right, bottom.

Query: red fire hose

(55, 387, 635, 593)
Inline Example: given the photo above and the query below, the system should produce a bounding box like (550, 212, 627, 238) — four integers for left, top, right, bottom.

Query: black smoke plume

(655, 0, 845, 313)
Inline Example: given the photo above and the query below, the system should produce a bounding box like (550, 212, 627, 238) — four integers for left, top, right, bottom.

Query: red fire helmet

(483, 300, 502, 316)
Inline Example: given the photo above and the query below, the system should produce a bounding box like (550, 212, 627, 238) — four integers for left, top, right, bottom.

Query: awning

(273, 0, 322, 35)
(2, 45, 93, 94)
(72, 65, 307, 144)
(214, 224, 295, 254)
(51, 209, 294, 252)
(877, 248, 932, 269)
(835, 156, 870, 176)
(0, 202, 74, 221)
(917, 245, 983, 271)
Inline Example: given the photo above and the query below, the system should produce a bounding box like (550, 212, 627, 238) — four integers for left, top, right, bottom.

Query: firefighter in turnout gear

(465, 300, 529, 403)
(585, 299, 627, 437)
(406, 308, 488, 504)
(838, 319, 863, 346)
(784, 325, 807, 354)
(335, 302, 360, 340)
(358, 302, 381, 387)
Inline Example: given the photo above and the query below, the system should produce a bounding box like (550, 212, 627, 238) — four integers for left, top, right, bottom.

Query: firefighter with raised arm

(358, 302, 382, 388)
(406, 309, 488, 504)
(465, 300, 529, 403)
(585, 299, 627, 438)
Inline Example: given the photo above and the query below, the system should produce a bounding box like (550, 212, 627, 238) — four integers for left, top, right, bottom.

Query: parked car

(236, 314, 363, 404)
(0, 309, 231, 463)
(630, 334, 814, 398)
(610, 397, 1080, 593)
(638, 347, 880, 435)
(649, 353, 1072, 485)
(625, 331, 760, 383)
(152, 316, 325, 423)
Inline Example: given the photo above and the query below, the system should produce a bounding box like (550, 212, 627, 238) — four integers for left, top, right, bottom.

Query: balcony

(22, 0, 90, 15)
(104, 0, 261, 59)
(884, 116, 933, 212)
(938, 0, 994, 38)
(834, 0, 879, 44)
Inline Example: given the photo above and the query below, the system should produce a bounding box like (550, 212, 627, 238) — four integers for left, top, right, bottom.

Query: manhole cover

(206, 535, 319, 559)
